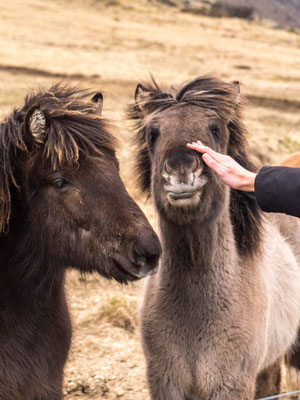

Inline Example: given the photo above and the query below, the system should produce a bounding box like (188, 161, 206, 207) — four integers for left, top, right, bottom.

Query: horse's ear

(91, 92, 103, 114)
(134, 83, 151, 115)
(24, 103, 46, 146)
(232, 81, 241, 104)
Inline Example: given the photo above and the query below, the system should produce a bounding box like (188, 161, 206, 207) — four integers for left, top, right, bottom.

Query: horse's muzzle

(113, 229, 161, 279)
(163, 154, 207, 207)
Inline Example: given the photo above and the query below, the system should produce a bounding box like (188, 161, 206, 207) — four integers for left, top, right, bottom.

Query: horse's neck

(0, 233, 64, 304)
(159, 207, 239, 283)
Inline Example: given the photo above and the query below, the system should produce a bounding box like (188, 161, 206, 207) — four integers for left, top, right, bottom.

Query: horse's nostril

(164, 154, 202, 176)
(192, 156, 200, 172)
(132, 230, 162, 268)
(164, 160, 172, 175)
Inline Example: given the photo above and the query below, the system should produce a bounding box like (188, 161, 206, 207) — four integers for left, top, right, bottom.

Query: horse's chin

(111, 270, 140, 284)
(111, 257, 145, 283)
(97, 261, 141, 284)
(167, 196, 201, 209)
(70, 256, 141, 284)
(111, 251, 160, 283)
(159, 200, 202, 226)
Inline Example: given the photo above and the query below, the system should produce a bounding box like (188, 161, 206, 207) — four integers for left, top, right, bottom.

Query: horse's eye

(52, 178, 70, 190)
(148, 127, 160, 147)
(210, 125, 220, 138)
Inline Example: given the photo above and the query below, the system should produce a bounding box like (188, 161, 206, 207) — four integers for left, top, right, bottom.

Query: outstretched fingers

(186, 141, 229, 174)
(201, 153, 228, 176)
(187, 141, 228, 162)
(186, 140, 256, 191)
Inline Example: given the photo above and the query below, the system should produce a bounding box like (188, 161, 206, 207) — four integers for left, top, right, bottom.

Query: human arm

(187, 141, 300, 218)
(255, 166, 300, 218)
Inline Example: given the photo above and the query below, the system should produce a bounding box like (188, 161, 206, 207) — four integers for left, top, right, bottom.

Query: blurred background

(1, 0, 300, 398)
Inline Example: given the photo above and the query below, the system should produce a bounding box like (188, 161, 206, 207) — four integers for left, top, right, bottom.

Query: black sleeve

(254, 166, 300, 218)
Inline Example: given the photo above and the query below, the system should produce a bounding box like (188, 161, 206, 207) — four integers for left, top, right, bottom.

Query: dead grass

(97, 296, 138, 333)
(1, 0, 300, 398)
(64, 272, 148, 399)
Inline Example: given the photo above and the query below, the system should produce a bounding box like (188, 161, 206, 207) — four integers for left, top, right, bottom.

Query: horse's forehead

(155, 105, 218, 129)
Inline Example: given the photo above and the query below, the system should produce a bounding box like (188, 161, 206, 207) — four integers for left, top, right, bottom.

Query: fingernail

(197, 140, 203, 145)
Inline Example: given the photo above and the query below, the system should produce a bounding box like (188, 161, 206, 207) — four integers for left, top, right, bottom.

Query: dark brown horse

(129, 76, 300, 400)
(0, 84, 161, 400)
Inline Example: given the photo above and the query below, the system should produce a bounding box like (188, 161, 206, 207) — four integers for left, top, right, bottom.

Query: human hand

(186, 141, 256, 192)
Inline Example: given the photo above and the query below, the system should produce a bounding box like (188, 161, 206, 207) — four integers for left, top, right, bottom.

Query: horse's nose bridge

(164, 152, 202, 184)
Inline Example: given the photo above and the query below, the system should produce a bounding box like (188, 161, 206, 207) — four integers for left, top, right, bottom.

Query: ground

(0, 0, 300, 398)
(63, 272, 149, 399)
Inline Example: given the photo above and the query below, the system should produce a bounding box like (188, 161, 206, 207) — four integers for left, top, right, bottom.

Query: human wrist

(241, 172, 256, 192)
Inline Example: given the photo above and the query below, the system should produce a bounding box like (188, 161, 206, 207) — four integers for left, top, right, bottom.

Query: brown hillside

(215, 0, 300, 29)
(172, 0, 300, 29)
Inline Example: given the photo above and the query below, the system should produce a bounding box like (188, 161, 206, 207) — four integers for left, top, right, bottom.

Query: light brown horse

(257, 150, 300, 397)
(279, 152, 300, 168)
(129, 76, 300, 400)
(277, 151, 300, 393)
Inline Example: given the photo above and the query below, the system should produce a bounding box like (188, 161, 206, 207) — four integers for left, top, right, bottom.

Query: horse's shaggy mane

(128, 76, 262, 257)
(0, 83, 116, 233)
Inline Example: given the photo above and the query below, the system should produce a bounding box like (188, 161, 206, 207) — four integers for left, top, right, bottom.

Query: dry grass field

(0, 0, 300, 398)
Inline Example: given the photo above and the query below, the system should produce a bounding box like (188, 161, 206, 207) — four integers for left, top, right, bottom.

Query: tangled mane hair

(0, 83, 116, 234)
(128, 76, 262, 257)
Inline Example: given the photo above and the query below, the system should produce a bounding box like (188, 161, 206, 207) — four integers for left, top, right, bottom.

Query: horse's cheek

(59, 190, 87, 227)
